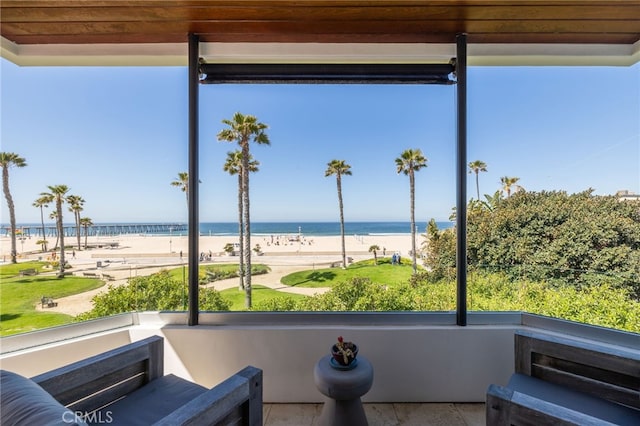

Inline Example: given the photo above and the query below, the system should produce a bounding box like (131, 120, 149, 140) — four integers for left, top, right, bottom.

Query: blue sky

(1, 58, 638, 224)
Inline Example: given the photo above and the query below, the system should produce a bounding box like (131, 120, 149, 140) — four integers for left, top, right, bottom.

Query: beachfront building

(617, 190, 640, 202)
(1, 3, 639, 424)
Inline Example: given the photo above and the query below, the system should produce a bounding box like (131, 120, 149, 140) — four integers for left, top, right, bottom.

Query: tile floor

(263, 403, 486, 425)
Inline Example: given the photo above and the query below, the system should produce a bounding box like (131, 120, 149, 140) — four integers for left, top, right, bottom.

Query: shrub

(467, 190, 640, 296)
(76, 270, 229, 320)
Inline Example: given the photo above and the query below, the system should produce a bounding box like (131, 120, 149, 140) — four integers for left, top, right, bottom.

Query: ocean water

(8, 221, 453, 237)
(199, 221, 453, 237)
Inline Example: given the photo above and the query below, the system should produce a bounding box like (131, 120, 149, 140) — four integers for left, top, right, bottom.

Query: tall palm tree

(170, 172, 190, 205)
(325, 159, 352, 269)
(42, 185, 69, 277)
(395, 148, 428, 274)
(33, 194, 49, 252)
(80, 217, 93, 249)
(66, 194, 85, 250)
(217, 112, 270, 309)
(500, 176, 523, 197)
(49, 211, 59, 250)
(0, 152, 27, 263)
(223, 150, 259, 291)
(468, 160, 488, 200)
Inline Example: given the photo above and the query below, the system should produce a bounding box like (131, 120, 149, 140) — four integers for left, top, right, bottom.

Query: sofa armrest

(487, 384, 619, 426)
(155, 366, 263, 426)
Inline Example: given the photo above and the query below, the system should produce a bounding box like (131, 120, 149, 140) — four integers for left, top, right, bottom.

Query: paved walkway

(205, 264, 330, 296)
(37, 256, 340, 316)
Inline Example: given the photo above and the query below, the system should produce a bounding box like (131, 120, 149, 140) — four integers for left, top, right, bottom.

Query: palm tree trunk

(39, 206, 47, 252)
(237, 173, 245, 290)
(84, 226, 88, 249)
(242, 144, 252, 308)
(2, 167, 18, 263)
(56, 199, 65, 277)
(75, 212, 81, 250)
(337, 176, 347, 269)
(475, 172, 480, 200)
(409, 172, 417, 274)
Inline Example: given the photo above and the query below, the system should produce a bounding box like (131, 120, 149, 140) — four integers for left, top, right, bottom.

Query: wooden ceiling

(2, 0, 639, 46)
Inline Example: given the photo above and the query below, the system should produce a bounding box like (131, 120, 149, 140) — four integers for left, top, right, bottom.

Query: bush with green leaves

(253, 296, 300, 311)
(429, 190, 640, 297)
(254, 274, 639, 333)
(423, 218, 456, 281)
(199, 264, 270, 284)
(305, 277, 416, 311)
(76, 270, 229, 320)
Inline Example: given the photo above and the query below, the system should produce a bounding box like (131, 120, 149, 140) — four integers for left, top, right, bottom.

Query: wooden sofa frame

(31, 335, 262, 425)
(486, 329, 640, 425)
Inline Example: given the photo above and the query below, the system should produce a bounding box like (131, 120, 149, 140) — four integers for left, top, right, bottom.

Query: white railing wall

(2, 312, 637, 403)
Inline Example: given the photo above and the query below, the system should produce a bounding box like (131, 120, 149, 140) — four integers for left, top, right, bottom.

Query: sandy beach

(1, 232, 420, 316)
(2, 232, 415, 264)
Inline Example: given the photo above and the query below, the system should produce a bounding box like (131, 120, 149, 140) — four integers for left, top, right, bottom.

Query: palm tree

(67, 194, 85, 250)
(170, 172, 190, 205)
(49, 211, 59, 250)
(42, 185, 70, 277)
(395, 148, 428, 274)
(369, 244, 380, 265)
(217, 112, 270, 309)
(80, 217, 93, 249)
(223, 150, 259, 291)
(325, 159, 352, 269)
(468, 160, 488, 200)
(33, 195, 50, 252)
(500, 176, 523, 197)
(0, 152, 27, 263)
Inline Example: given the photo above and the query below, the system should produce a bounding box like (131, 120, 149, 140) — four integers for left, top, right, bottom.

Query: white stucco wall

(151, 324, 516, 402)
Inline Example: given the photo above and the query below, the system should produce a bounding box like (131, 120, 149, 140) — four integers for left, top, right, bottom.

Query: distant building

(615, 190, 640, 202)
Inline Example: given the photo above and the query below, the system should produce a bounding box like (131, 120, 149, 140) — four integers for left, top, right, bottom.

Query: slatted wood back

(515, 330, 640, 409)
(32, 335, 163, 413)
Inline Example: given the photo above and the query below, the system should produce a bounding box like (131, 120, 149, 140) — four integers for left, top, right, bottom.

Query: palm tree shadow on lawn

(289, 271, 337, 287)
(1, 313, 22, 321)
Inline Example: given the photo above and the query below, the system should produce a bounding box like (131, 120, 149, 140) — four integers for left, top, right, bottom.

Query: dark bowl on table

(331, 344, 358, 366)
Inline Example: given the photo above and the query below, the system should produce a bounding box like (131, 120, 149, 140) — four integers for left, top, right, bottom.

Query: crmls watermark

(63, 410, 113, 424)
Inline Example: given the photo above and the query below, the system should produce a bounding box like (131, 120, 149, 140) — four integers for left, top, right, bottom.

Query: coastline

(3, 221, 452, 238)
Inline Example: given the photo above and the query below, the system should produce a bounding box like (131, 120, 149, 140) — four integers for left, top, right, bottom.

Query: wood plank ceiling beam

(2, 1, 638, 46)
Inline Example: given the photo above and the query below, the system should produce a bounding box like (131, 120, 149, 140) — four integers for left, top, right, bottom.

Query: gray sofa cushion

(95, 374, 207, 425)
(0, 370, 87, 426)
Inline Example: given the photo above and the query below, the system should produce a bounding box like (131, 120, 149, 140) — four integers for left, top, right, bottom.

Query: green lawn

(0, 261, 48, 279)
(164, 264, 303, 310)
(219, 285, 307, 311)
(281, 258, 417, 288)
(0, 259, 411, 335)
(0, 266, 105, 336)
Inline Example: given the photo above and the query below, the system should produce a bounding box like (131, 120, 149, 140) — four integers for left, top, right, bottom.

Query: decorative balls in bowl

(331, 336, 358, 366)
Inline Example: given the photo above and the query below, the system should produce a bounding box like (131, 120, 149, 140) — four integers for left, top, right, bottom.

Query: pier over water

(5, 223, 187, 238)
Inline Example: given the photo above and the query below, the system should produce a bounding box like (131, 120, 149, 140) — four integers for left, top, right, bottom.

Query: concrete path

(37, 257, 339, 316)
(205, 264, 331, 296)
